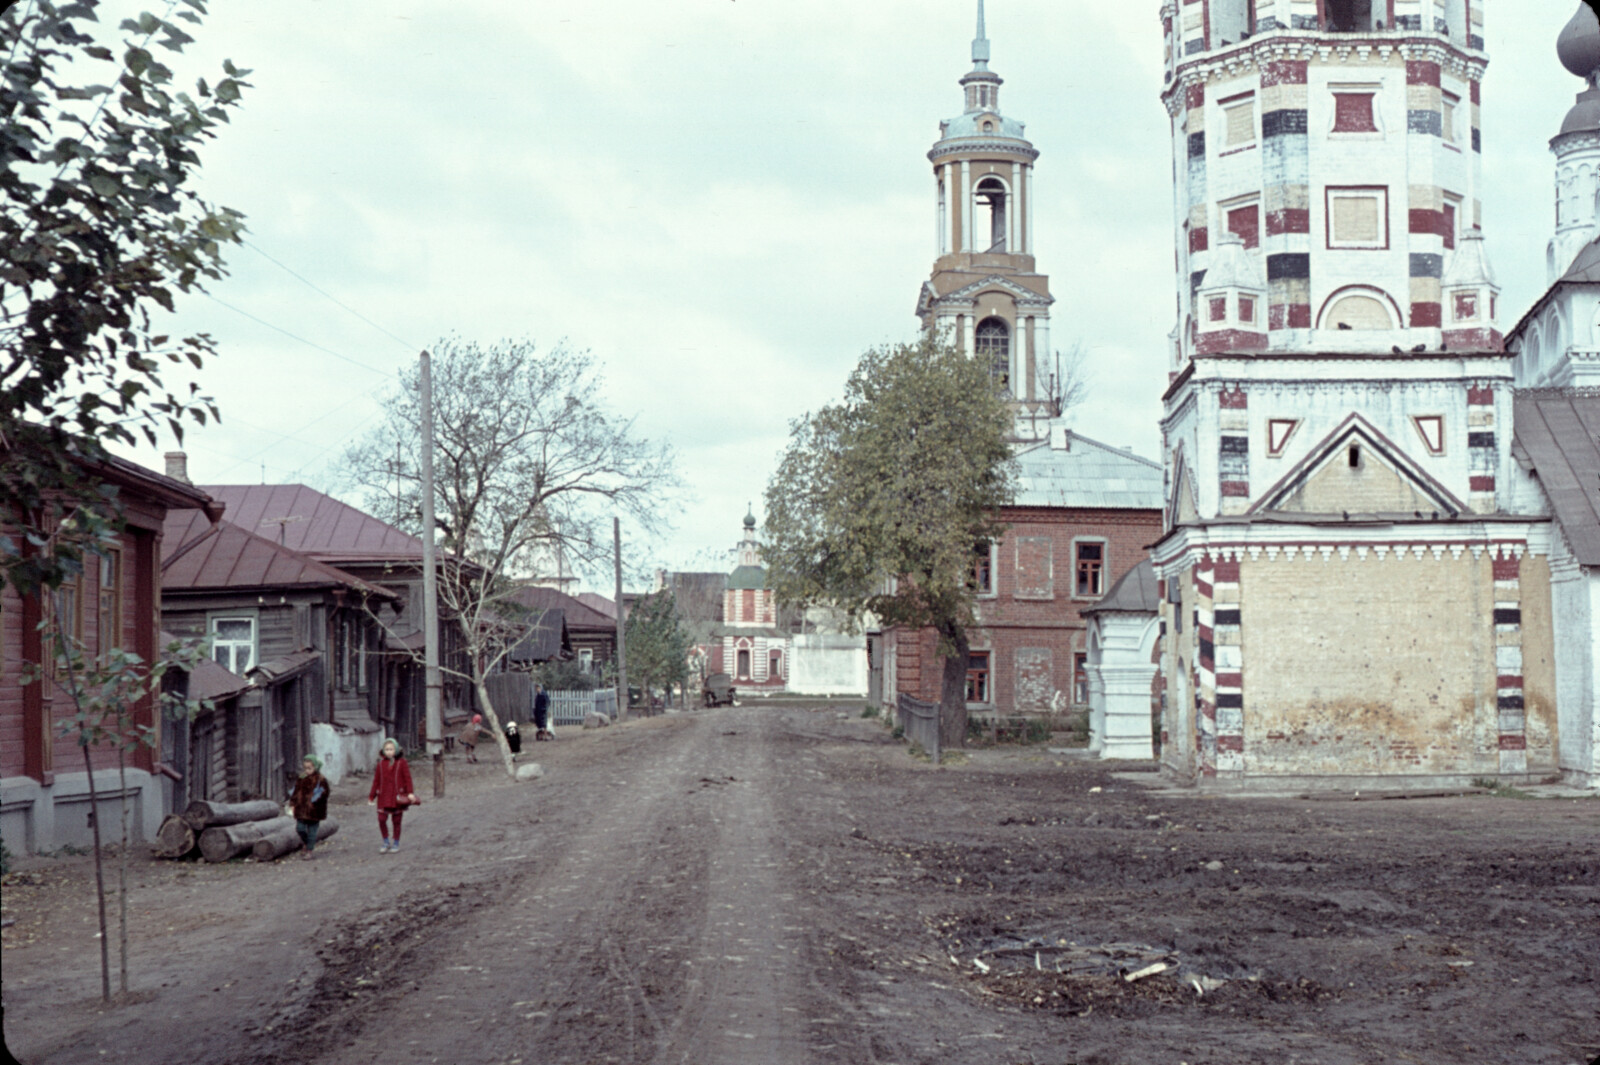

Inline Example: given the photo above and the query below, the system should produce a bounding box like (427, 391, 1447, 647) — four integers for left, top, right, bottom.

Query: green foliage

(624, 590, 692, 699)
(537, 656, 599, 692)
(762, 336, 1014, 641)
(860, 705, 880, 719)
(1, 0, 249, 595)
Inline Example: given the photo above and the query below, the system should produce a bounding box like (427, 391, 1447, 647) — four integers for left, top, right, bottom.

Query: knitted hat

(301, 754, 323, 771)
(380, 737, 399, 756)
(472, 714, 482, 724)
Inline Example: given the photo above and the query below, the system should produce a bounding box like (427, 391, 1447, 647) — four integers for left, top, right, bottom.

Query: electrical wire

(243, 239, 420, 354)
(204, 293, 396, 376)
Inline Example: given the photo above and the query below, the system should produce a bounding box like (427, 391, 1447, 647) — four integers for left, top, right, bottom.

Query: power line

(204, 293, 396, 376)
(243, 239, 421, 353)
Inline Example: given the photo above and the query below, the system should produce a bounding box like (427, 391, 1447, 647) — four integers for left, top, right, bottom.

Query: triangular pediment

(915, 281, 938, 318)
(1251, 413, 1467, 516)
(933, 274, 1055, 308)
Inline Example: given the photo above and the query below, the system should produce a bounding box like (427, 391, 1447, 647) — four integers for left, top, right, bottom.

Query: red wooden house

(2, 454, 216, 857)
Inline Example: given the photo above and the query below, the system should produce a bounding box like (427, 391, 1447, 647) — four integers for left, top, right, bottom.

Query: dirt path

(4, 703, 1597, 1065)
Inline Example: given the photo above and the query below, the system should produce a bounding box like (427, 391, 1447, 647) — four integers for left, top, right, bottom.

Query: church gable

(1252, 414, 1466, 516)
(933, 274, 1054, 308)
(1168, 447, 1199, 525)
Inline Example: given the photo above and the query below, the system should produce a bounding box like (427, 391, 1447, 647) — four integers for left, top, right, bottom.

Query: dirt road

(3, 704, 1597, 1065)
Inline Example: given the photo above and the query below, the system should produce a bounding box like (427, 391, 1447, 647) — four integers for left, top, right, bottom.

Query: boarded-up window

(1223, 98, 1256, 147)
(1454, 291, 1479, 322)
(1332, 92, 1377, 132)
(1441, 92, 1459, 144)
(1327, 188, 1388, 248)
(1014, 648, 1054, 713)
(1226, 203, 1260, 249)
(1013, 536, 1053, 599)
(1239, 295, 1256, 323)
(1209, 296, 1228, 322)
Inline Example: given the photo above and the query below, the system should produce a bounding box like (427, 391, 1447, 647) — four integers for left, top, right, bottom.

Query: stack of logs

(153, 799, 340, 863)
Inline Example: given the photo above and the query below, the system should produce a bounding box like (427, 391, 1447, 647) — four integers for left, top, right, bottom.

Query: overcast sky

(98, 0, 1581, 589)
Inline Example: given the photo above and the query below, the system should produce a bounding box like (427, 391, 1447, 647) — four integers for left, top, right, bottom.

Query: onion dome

(1558, 3, 1600, 83)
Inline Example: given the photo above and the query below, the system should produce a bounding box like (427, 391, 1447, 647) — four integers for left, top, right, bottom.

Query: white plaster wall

(311, 723, 386, 788)
(1550, 534, 1600, 787)
(0, 768, 164, 857)
(789, 634, 868, 696)
(1086, 613, 1160, 761)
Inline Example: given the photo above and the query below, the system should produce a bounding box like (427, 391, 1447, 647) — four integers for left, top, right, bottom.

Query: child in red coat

(367, 738, 417, 853)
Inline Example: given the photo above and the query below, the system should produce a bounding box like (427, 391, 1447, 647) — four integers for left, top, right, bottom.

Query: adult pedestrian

(534, 683, 553, 741)
(289, 755, 330, 861)
(367, 738, 416, 853)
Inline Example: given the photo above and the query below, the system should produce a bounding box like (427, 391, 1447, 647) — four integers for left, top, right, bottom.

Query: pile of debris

(961, 935, 1234, 996)
(152, 800, 340, 863)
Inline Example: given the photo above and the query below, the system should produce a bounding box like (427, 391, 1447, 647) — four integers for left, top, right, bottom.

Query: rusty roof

(201, 484, 426, 562)
(162, 513, 397, 599)
(1513, 392, 1600, 565)
(506, 585, 617, 632)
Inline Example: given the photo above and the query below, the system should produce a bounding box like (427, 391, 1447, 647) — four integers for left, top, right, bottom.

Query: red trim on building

(1493, 555, 1520, 581)
(1469, 475, 1496, 492)
(1216, 672, 1243, 689)
(1196, 329, 1268, 354)
(1405, 60, 1442, 86)
(1265, 208, 1311, 236)
(1219, 481, 1252, 497)
(1467, 384, 1495, 406)
(1496, 675, 1525, 690)
(1216, 734, 1244, 752)
(1214, 559, 1241, 582)
(1497, 734, 1526, 751)
(1410, 301, 1443, 327)
(1409, 208, 1452, 238)
(1186, 83, 1206, 111)
(1218, 387, 1249, 410)
(1261, 59, 1308, 86)
(1190, 227, 1209, 253)
(1443, 327, 1504, 352)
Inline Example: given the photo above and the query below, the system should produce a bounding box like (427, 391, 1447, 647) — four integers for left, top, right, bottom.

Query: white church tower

(1151, 0, 1562, 787)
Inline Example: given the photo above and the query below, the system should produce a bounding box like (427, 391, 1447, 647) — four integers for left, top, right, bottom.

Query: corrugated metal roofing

(508, 609, 572, 664)
(161, 515, 395, 599)
(202, 484, 426, 562)
(1011, 431, 1164, 510)
(1513, 392, 1600, 565)
(1083, 558, 1159, 615)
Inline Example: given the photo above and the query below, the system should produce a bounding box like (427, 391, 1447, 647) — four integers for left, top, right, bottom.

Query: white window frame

(209, 614, 257, 675)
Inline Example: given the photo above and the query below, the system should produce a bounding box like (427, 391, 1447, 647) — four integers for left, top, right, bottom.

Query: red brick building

(884, 429, 1163, 718)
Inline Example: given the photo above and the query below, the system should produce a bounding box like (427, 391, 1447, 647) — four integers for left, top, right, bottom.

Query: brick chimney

(164, 451, 191, 484)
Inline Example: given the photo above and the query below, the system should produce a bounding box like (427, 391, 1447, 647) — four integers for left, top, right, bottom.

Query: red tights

(377, 807, 405, 842)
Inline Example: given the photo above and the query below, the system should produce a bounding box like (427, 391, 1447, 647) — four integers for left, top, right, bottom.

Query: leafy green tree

(625, 590, 692, 709)
(762, 337, 1015, 747)
(1, 0, 249, 594)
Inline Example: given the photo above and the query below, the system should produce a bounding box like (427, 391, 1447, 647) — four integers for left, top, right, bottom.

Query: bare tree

(341, 338, 678, 778)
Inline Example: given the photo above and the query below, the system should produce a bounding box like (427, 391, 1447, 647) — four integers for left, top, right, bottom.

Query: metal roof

(1513, 391, 1600, 565)
(202, 484, 427, 562)
(507, 585, 617, 633)
(1011, 430, 1164, 510)
(161, 515, 396, 598)
(1083, 558, 1159, 615)
(727, 564, 767, 591)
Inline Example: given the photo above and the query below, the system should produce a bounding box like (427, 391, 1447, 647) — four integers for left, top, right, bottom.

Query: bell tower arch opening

(1324, 0, 1379, 32)
(975, 176, 1009, 253)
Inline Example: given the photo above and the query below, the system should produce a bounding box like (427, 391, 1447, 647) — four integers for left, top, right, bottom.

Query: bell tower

(916, 0, 1056, 439)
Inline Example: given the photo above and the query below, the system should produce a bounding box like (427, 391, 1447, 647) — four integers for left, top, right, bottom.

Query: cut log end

(152, 814, 197, 860)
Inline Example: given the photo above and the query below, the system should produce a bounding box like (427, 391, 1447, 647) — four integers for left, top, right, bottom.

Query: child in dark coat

(504, 720, 521, 757)
(290, 755, 330, 860)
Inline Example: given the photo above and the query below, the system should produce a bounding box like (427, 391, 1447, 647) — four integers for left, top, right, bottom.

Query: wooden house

(1, 453, 216, 857)
(160, 513, 400, 792)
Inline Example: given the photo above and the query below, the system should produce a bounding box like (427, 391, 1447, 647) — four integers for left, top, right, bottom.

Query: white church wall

(1550, 532, 1600, 787)
(789, 634, 868, 696)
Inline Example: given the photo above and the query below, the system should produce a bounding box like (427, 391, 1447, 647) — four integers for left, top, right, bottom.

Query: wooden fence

(896, 693, 941, 765)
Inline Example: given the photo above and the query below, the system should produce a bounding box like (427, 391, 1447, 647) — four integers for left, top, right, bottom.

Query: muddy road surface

(4, 704, 1597, 1065)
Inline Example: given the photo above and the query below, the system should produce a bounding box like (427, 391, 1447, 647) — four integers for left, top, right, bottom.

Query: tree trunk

(152, 815, 197, 859)
(116, 746, 129, 995)
(182, 798, 280, 831)
(198, 815, 296, 863)
(251, 819, 340, 861)
(936, 620, 971, 751)
(472, 677, 519, 781)
(82, 745, 111, 1004)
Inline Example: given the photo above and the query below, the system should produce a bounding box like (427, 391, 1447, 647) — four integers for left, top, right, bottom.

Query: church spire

(972, 0, 991, 72)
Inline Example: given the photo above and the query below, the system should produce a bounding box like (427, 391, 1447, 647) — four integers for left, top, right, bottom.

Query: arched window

(975, 176, 1008, 252)
(736, 647, 751, 680)
(976, 317, 1011, 393)
(1318, 286, 1401, 331)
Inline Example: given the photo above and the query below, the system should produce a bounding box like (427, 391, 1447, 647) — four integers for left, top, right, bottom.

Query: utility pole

(420, 351, 445, 797)
(613, 516, 627, 723)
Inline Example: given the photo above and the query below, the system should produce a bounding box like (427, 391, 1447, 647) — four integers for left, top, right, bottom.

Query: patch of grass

(860, 705, 880, 719)
(907, 742, 930, 762)
(891, 724, 905, 741)
(1470, 777, 1538, 799)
